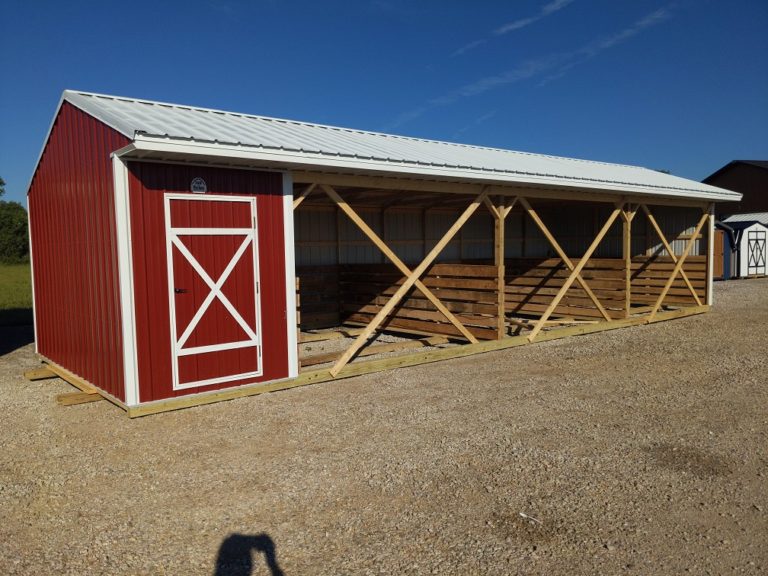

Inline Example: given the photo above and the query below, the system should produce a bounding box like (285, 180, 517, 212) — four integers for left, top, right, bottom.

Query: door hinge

(253, 216, 257, 228)
(256, 281, 260, 293)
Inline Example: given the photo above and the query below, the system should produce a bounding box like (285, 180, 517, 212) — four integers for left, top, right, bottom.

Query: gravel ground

(1, 279, 766, 575)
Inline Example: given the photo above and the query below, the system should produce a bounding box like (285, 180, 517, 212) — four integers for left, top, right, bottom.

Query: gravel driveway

(1, 279, 766, 575)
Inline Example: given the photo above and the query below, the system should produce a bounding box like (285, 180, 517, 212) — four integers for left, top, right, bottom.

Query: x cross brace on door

(171, 233, 258, 356)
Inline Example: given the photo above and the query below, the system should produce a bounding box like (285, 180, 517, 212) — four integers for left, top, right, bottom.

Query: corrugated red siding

(127, 162, 288, 402)
(28, 102, 130, 401)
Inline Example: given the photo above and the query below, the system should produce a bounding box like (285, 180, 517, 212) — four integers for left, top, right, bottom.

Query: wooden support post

(528, 205, 623, 341)
(647, 211, 709, 322)
(621, 205, 637, 318)
(493, 197, 517, 338)
(518, 197, 612, 322)
(320, 184, 479, 346)
(292, 183, 316, 210)
(640, 204, 703, 307)
(327, 188, 488, 376)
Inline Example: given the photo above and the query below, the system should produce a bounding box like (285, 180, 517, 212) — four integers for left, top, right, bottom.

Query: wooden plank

(647, 211, 709, 321)
(344, 303, 499, 328)
(126, 305, 710, 418)
(322, 184, 479, 346)
(300, 335, 448, 367)
(56, 391, 103, 406)
(343, 294, 498, 315)
(518, 197, 612, 321)
(342, 282, 499, 305)
(24, 367, 57, 381)
(327, 186, 488, 376)
(345, 314, 498, 341)
(300, 328, 366, 343)
(528, 205, 623, 340)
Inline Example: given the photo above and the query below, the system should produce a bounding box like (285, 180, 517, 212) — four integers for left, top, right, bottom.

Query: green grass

(0, 263, 33, 326)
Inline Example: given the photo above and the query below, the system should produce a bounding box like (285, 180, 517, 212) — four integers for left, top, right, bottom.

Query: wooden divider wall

(631, 255, 707, 305)
(339, 262, 499, 340)
(296, 266, 340, 330)
(504, 258, 626, 320)
(296, 254, 706, 337)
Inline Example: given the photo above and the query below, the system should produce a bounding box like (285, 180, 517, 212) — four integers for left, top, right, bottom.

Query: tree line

(0, 176, 30, 264)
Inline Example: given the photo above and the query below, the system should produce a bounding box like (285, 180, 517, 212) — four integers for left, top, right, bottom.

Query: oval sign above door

(190, 177, 207, 194)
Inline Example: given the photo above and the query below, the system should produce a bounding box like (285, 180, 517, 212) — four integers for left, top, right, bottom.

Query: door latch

(174, 288, 189, 294)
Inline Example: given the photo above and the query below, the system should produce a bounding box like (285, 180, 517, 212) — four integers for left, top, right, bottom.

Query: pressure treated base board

(31, 357, 128, 411)
(125, 305, 709, 418)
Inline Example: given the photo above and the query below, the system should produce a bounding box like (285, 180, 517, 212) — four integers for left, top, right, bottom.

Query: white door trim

(164, 193, 263, 390)
(112, 155, 141, 406)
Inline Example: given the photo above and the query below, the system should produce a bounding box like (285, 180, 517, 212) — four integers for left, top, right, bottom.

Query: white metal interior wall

(294, 204, 705, 267)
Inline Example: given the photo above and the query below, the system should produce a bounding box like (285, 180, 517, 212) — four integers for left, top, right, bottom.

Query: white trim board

(111, 154, 140, 406)
(282, 172, 299, 378)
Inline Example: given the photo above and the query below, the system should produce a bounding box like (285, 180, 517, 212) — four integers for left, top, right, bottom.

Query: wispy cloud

(495, 0, 576, 35)
(386, 5, 674, 130)
(451, 39, 487, 57)
(452, 111, 497, 140)
(452, 0, 575, 57)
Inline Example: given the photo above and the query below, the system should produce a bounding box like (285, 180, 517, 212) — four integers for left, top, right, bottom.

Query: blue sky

(1, 0, 766, 204)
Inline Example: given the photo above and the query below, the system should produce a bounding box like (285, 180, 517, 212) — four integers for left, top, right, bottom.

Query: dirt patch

(1, 278, 767, 575)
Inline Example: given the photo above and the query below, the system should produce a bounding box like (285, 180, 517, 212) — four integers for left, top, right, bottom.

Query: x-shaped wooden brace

(639, 204, 703, 308)
(646, 209, 709, 322)
(525, 202, 624, 341)
(319, 184, 488, 375)
(518, 197, 614, 328)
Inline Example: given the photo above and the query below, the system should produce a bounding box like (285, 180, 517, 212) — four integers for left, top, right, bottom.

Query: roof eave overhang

(119, 136, 741, 205)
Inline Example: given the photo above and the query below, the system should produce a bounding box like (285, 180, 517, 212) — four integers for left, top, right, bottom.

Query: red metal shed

(28, 94, 298, 410)
(27, 90, 741, 417)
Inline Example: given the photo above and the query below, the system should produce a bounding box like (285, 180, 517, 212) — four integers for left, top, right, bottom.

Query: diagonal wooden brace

(327, 187, 488, 376)
(647, 211, 709, 321)
(640, 204, 702, 307)
(321, 184, 481, 343)
(292, 183, 317, 210)
(518, 197, 612, 322)
(527, 205, 623, 341)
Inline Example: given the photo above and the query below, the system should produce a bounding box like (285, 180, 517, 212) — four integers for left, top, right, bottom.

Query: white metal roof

(723, 212, 768, 226)
(55, 90, 740, 202)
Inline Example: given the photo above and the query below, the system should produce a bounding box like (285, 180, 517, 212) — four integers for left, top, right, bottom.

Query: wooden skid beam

(327, 186, 488, 376)
(518, 197, 612, 322)
(44, 362, 99, 394)
(647, 211, 709, 321)
(56, 391, 104, 406)
(126, 305, 709, 418)
(300, 335, 448, 368)
(640, 204, 703, 307)
(528, 204, 623, 341)
(24, 366, 57, 381)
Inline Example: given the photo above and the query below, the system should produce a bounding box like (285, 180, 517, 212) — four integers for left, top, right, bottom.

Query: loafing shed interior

(26, 90, 741, 416)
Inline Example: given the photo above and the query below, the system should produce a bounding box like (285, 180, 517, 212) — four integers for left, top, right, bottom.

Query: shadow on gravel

(214, 533, 285, 576)
(0, 323, 34, 356)
(644, 443, 732, 477)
